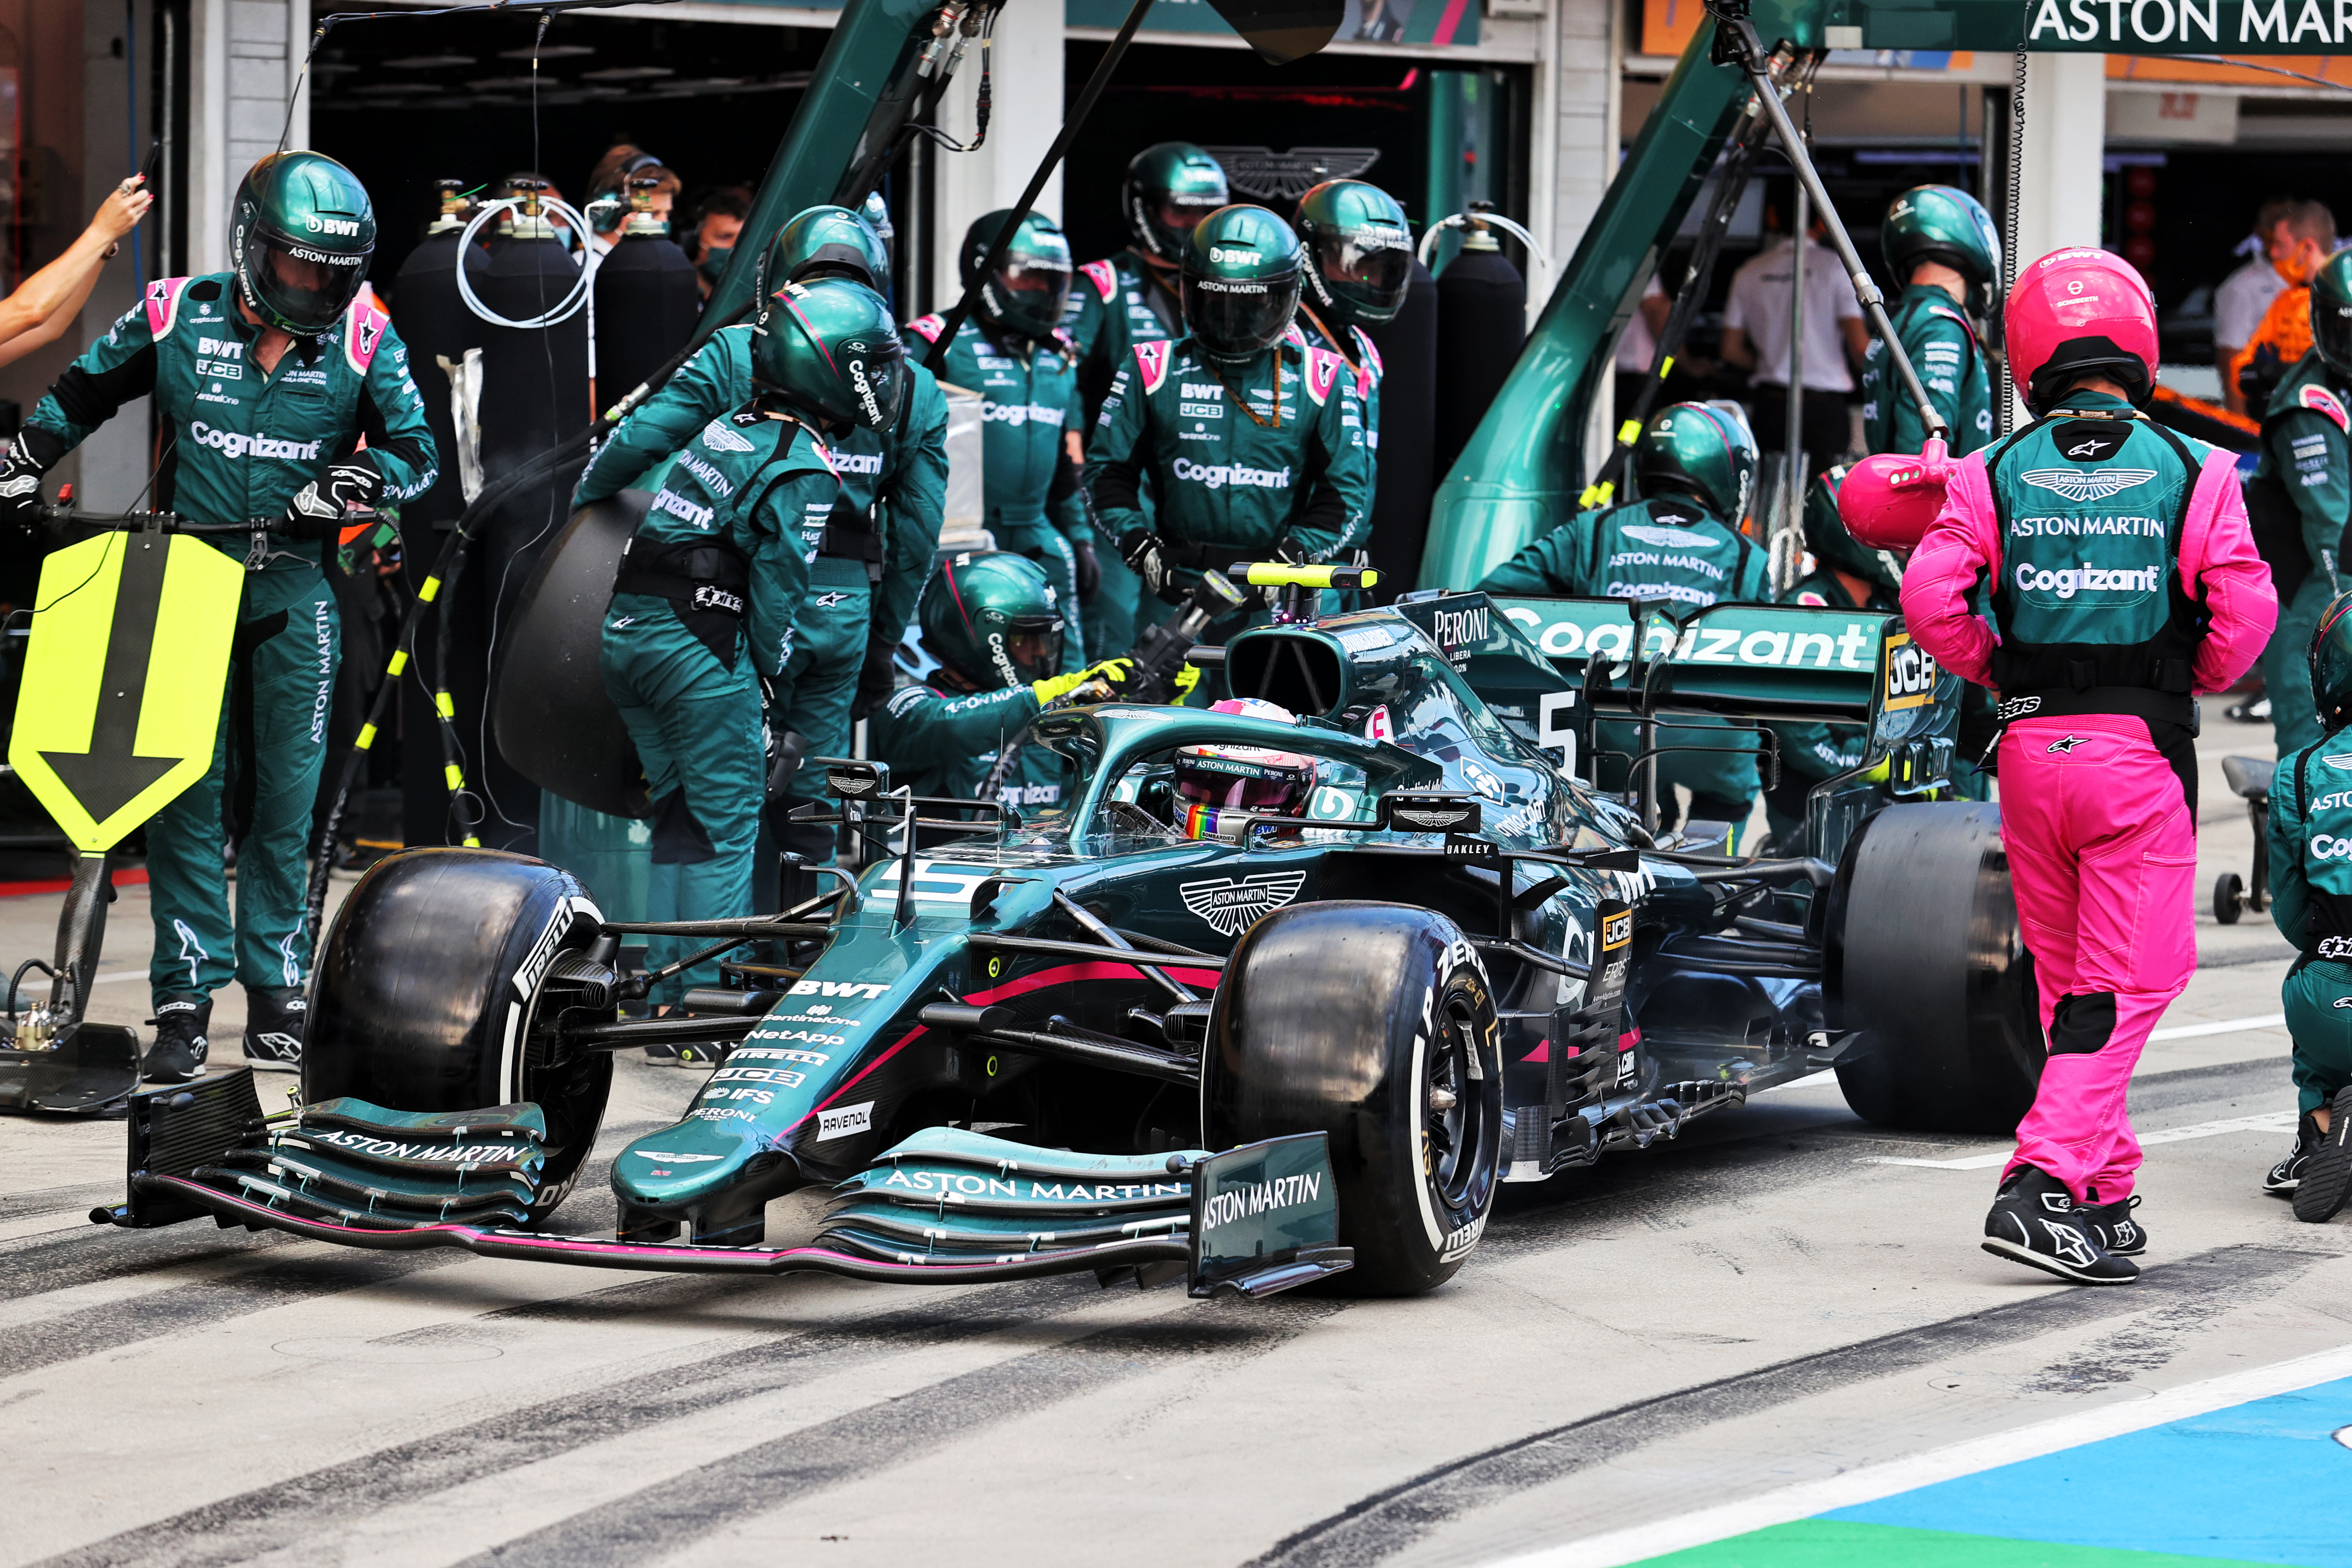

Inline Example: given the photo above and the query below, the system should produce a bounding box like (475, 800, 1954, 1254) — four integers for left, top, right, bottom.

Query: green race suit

(1860, 282, 1994, 458)
(24, 273, 436, 1008)
(1480, 496, 1771, 818)
(1084, 334, 1373, 588)
(906, 311, 1087, 671)
(601, 409, 837, 999)
(2251, 352, 2352, 753)
(866, 680, 1068, 808)
(1063, 252, 1179, 655)
(573, 322, 951, 671)
(2268, 739, 2352, 1114)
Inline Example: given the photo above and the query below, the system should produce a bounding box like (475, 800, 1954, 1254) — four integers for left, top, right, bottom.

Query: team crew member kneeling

(2260, 593, 2352, 1220)
(867, 551, 1135, 806)
(0, 152, 436, 1082)
(600, 279, 902, 1003)
(1902, 248, 2276, 1284)
(1479, 402, 1770, 834)
(1085, 204, 1372, 629)
(907, 211, 1092, 671)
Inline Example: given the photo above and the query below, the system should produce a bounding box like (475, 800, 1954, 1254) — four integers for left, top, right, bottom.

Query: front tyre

(1201, 902, 1504, 1295)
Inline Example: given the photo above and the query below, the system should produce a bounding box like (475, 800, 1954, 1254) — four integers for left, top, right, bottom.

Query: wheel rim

(1426, 989, 1489, 1211)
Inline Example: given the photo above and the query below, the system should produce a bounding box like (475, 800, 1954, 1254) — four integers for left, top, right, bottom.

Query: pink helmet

(1837, 438, 1951, 554)
(1175, 697, 1318, 841)
(2004, 248, 2159, 414)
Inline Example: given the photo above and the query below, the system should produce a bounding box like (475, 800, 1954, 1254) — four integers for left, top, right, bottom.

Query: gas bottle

(592, 176, 699, 417)
(1433, 227, 1526, 487)
(386, 180, 487, 530)
(1363, 256, 1437, 596)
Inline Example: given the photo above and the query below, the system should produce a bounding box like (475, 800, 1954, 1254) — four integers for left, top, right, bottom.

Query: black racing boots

(2078, 1191, 2147, 1256)
(2266, 1112, 2321, 1198)
(2295, 1088, 2352, 1224)
(144, 995, 211, 1084)
(1982, 1165, 2138, 1284)
(243, 986, 308, 1072)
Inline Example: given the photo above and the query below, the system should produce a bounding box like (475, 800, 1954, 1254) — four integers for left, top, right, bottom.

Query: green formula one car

(99, 567, 2037, 1298)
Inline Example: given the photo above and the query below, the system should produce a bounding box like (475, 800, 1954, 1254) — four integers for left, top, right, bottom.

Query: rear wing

(1481, 594, 1941, 736)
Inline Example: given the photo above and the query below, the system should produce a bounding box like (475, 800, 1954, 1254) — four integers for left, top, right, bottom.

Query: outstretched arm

(0, 182, 151, 370)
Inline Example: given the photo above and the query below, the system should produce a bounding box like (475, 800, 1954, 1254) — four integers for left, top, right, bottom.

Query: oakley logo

(2018, 466, 2157, 503)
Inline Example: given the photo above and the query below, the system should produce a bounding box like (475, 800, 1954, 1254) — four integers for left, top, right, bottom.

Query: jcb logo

(1600, 909, 1632, 951)
(1883, 631, 1937, 712)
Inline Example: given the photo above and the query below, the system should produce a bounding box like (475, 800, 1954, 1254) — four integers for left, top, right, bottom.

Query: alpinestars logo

(1179, 871, 1307, 936)
(2018, 467, 2157, 503)
(2047, 735, 2087, 753)
(2040, 1218, 2097, 1267)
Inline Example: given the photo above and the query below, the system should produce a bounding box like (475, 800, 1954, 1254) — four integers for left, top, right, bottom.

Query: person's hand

(1170, 663, 1202, 703)
(0, 446, 49, 539)
(1031, 658, 1134, 707)
(1120, 529, 1186, 605)
(279, 462, 383, 540)
(94, 180, 154, 247)
(1071, 539, 1101, 600)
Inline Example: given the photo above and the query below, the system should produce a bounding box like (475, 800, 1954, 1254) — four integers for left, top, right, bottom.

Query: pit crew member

(1860, 184, 1998, 459)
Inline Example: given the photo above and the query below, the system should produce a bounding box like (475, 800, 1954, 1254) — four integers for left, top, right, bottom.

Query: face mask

(698, 244, 733, 285)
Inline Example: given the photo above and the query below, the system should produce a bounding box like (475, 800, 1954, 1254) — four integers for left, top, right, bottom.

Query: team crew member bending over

(2261, 592, 2352, 1220)
(907, 211, 1092, 671)
(1085, 204, 1372, 632)
(1902, 248, 2276, 1284)
(1479, 402, 1770, 835)
(867, 551, 1136, 808)
(600, 279, 900, 1002)
(0, 152, 436, 1082)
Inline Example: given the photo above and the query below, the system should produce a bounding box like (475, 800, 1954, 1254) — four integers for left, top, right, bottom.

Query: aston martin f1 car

(100, 581, 2036, 1297)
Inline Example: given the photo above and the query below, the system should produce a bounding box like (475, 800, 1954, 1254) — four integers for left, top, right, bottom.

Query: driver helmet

(1181, 205, 1305, 366)
(919, 551, 1065, 691)
(1174, 698, 1318, 840)
(230, 151, 376, 339)
(1632, 401, 1758, 524)
(2312, 589, 2352, 734)
(2003, 248, 2159, 415)
(1881, 185, 2002, 317)
(751, 278, 906, 433)
(961, 208, 1074, 343)
(1124, 143, 1230, 264)
(756, 205, 892, 302)
(1294, 179, 1413, 331)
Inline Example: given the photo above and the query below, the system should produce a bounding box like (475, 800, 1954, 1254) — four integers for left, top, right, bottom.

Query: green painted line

(1637, 1520, 2303, 1568)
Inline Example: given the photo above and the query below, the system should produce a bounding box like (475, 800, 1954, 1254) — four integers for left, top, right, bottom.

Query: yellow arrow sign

(9, 531, 243, 851)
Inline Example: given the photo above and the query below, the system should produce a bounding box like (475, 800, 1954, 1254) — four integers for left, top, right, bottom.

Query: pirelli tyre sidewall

(1202, 901, 1504, 1295)
(306, 848, 611, 1219)
(1828, 801, 2042, 1135)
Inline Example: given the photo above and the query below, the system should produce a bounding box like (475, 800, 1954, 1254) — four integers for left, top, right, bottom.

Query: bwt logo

(196, 337, 244, 360)
(187, 422, 321, 462)
(1171, 458, 1289, 490)
(1208, 245, 1262, 266)
(304, 214, 361, 236)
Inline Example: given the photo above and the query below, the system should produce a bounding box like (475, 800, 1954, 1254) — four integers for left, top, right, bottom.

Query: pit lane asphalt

(0, 730, 2336, 1568)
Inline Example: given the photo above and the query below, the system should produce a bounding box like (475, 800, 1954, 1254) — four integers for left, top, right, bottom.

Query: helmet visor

(1174, 747, 1316, 812)
(1001, 617, 1063, 685)
(983, 254, 1072, 337)
(1317, 234, 1412, 317)
(251, 230, 369, 333)
(1181, 270, 1302, 361)
(842, 337, 907, 430)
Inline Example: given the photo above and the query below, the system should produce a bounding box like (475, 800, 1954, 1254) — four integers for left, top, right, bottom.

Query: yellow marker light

(1235, 563, 1378, 590)
(386, 649, 408, 677)
(1580, 481, 1616, 508)
(444, 764, 464, 790)
(355, 723, 378, 751)
(418, 576, 442, 603)
(1660, 354, 1675, 377)
(1617, 419, 1642, 445)
(434, 692, 455, 719)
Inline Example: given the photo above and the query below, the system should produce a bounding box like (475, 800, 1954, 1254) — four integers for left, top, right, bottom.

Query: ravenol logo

(1172, 458, 1289, 490)
(188, 422, 321, 462)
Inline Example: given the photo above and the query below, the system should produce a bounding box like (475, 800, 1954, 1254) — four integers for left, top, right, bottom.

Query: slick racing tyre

(1828, 802, 2041, 1135)
(307, 848, 611, 1221)
(1202, 902, 1503, 1295)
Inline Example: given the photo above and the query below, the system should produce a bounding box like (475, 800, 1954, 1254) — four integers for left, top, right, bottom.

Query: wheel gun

(1118, 568, 1249, 704)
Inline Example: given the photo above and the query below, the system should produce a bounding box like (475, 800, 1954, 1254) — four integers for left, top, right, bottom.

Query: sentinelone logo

(1172, 458, 1289, 490)
(188, 423, 321, 462)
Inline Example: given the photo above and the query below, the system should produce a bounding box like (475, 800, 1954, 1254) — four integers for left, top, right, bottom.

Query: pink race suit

(1900, 444, 2276, 1201)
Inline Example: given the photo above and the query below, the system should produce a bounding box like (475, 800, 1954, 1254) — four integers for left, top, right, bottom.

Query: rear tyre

(1830, 802, 2041, 1135)
(1201, 902, 1503, 1295)
(307, 848, 610, 1220)
(2214, 872, 2245, 925)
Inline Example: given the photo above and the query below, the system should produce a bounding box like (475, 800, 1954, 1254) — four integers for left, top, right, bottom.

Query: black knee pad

(2047, 992, 2119, 1055)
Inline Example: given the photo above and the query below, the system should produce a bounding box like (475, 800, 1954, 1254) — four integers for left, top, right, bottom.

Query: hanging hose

(2001, 48, 2026, 436)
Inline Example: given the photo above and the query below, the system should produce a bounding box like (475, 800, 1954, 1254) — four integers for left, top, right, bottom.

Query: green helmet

(2312, 590, 2352, 731)
(1294, 179, 1412, 331)
(751, 279, 906, 432)
(1632, 401, 1758, 523)
(1124, 143, 1230, 263)
(1881, 185, 2001, 315)
(961, 209, 1073, 343)
(1181, 205, 1303, 366)
(230, 151, 376, 338)
(1802, 466, 1903, 595)
(920, 550, 1066, 690)
(756, 205, 891, 303)
(2311, 249, 2352, 381)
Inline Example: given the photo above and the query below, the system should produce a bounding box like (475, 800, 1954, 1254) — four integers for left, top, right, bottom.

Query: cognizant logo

(1172, 458, 1290, 490)
(2012, 562, 2160, 598)
(188, 423, 322, 462)
(2313, 832, 2352, 860)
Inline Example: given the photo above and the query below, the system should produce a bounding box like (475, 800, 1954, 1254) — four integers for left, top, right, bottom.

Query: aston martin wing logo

(1179, 870, 1308, 937)
(2017, 466, 2157, 503)
(1201, 146, 1381, 202)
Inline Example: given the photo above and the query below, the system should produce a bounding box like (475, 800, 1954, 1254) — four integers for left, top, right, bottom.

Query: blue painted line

(1824, 1374, 2352, 1565)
